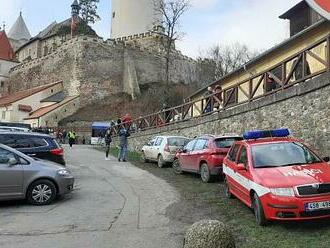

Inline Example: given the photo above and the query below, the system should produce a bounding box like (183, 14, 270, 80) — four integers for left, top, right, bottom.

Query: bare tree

(154, 0, 191, 87)
(199, 43, 259, 81)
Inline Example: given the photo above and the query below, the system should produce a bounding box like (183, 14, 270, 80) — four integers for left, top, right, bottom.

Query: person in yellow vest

(68, 130, 76, 148)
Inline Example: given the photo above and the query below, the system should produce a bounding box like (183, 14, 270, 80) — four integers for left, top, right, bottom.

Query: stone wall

(116, 72, 330, 157)
(8, 35, 204, 106)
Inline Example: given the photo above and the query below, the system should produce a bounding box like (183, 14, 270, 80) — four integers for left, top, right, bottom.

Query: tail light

(50, 148, 64, 156)
(164, 144, 170, 152)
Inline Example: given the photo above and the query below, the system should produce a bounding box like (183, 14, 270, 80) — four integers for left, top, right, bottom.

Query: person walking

(68, 130, 76, 148)
(118, 124, 130, 162)
(105, 128, 112, 160)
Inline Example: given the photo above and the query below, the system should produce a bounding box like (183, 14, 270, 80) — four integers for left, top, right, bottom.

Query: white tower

(111, 0, 162, 39)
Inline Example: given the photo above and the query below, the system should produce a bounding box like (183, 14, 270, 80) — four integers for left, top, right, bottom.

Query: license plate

(305, 200, 330, 211)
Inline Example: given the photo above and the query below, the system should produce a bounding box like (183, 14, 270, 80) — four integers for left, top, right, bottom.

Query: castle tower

(8, 12, 31, 51)
(71, 0, 80, 18)
(111, 0, 162, 39)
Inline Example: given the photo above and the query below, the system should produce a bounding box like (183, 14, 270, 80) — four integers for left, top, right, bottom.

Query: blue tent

(91, 122, 111, 130)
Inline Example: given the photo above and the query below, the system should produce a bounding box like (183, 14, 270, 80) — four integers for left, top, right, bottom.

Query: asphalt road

(0, 145, 182, 248)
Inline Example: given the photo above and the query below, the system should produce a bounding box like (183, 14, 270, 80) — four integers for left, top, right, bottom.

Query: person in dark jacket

(118, 124, 129, 162)
(105, 128, 112, 160)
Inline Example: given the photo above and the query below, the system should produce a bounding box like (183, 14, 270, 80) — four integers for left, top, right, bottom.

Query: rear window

(52, 138, 61, 148)
(31, 138, 48, 147)
(168, 137, 189, 146)
(0, 134, 48, 148)
(214, 137, 243, 148)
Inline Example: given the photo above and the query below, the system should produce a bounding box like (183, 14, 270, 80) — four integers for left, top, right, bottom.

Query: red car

(173, 135, 242, 182)
(223, 129, 330, 226)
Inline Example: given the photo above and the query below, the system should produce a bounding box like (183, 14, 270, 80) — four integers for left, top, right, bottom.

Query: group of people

(56, 129, 77, 148)
(105, 117, 132, 162)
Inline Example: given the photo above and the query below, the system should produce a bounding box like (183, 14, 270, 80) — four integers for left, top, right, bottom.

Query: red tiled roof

(0, 81, 62, 107)
(24, 96, 79, 120)
(0, 31, 15, 61)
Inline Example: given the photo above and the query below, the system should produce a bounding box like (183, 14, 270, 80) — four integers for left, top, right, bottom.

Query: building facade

(0, 30, 19, 96)
(0, 81, 79, 127)
(111, 0, 162, 39)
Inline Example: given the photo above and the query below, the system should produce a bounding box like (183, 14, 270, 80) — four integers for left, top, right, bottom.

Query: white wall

(111, 0, 162, 38)
(0, 83, 63, 123)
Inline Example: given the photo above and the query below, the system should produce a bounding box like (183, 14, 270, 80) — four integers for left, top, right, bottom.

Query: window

(31, 138, 48, 147)
(112, 12, 116, 18)
(15, 138, 32, 148)
(238, 147, 248, 168)
(251, 142, 321, 168)
(214, 137, 243, 148)
(194, 139, 208, 151)
(0, 81, 4, 87)
(154, 137, 163, 146)
(185, 140, 196, 152)
(2, 111, 6, 119)
(227, 144, 240, 162)
(167, 137, 189, 147)
(148, 138, 156, 146)
(0, 135, 16, 147)
(0, 148, 16, 165)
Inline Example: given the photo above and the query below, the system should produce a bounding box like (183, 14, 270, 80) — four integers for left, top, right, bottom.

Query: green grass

(95, 146, 330, 248)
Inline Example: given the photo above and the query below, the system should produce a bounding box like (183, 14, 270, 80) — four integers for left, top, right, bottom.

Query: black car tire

(252, 193, 268, 226)
(172, 159, 183, 174)
(200, 163, 212, 183)
(224, 177, 234, 199)
(27, 179, 57, 206)
(158, 155, 165, 168)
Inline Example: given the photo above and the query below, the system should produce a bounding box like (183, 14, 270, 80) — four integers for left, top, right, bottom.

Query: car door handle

(28, 153, 36, 156)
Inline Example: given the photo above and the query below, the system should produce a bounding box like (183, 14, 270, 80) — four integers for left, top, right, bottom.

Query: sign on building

(305, 0, 330, 20)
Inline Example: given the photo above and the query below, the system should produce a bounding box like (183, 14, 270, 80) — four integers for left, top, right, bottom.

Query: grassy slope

(97, 146, 330, 248)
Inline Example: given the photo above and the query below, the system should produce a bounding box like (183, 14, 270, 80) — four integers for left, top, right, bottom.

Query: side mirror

(236, 163, 246, 171)
(323, 157, 330, 162)
(8, 157, 18, 166)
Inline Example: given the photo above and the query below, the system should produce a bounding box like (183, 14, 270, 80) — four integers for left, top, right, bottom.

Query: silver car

(0, 144, 74, 205)
(141, 136, 190, 168)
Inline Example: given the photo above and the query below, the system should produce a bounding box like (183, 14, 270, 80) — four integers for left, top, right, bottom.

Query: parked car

(223, 128, 330, 226)
(141, 136, 190, 167)
(0, 132, 65, 165)
(173, 135, 243, 182)
(0, 126, 31, 132)
(0, 144, 74, 205)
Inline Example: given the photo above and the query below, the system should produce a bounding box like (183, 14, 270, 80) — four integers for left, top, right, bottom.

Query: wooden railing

(95, 35, 330, 136)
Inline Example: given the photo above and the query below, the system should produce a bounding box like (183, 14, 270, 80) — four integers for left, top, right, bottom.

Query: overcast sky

(0, 0, 301, 58)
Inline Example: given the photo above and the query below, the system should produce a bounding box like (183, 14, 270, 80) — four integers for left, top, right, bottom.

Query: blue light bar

(243, 128, 290, 140)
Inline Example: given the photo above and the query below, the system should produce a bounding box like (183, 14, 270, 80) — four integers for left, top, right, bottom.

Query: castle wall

(7, 35, 205, 106)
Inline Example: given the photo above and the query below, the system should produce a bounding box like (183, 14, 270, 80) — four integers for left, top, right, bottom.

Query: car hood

(253, 162, 330, 188)
(34, 158, 65, 170)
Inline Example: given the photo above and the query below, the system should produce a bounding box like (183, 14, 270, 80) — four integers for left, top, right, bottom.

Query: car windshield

(252, 142, 322, 168)
(214, 137, 243, 148)
(168, 137, 189, 147)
